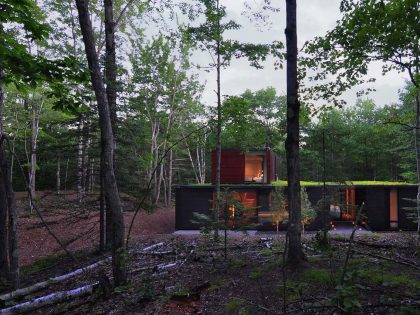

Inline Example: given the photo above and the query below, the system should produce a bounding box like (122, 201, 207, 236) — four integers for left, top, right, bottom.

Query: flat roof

(178, 181, 416, 189)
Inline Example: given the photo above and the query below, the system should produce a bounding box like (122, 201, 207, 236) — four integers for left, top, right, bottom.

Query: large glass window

(213, 191, 258, 227)
(245, 155, 265, 182)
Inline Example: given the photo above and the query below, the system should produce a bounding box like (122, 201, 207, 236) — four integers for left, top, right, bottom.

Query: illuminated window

(390, 188, 398, 228)
(213, 191, 258, 226)
(245, 155, 265, 182)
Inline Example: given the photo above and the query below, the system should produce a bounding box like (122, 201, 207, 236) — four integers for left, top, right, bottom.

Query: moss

(229, 258, 247, 269)
(189, 180, 414, 187)
(370, 273, 420, 288)
(259, 248, 272, 257)
(209, 278, 226, 292)
(248, 269, 263, 280)
(22, 253, 67, 274)
(224, 299, 243, 313)
(300, 268, 338, 286)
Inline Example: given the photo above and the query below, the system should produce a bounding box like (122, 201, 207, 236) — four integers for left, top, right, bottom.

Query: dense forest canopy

(0, 0, 419, 306)
(0, 0, 416, 197)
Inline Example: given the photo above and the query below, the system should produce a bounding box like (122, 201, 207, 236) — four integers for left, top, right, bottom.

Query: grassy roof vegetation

(189, 181, 415, 187)
(271, 180, 414, 186)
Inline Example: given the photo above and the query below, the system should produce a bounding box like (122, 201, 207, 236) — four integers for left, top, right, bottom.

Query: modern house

(175, 149, 417, 231)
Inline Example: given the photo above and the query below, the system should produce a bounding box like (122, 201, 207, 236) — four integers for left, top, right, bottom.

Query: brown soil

(16, 191, 175, 266)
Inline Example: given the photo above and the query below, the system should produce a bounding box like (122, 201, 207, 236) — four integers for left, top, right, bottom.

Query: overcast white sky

(193, 0, 409, 108)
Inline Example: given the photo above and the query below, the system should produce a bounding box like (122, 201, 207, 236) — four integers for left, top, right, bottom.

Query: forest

(0, 0, 419, 314)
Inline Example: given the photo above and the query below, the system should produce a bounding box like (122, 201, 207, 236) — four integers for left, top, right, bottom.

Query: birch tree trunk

(29, 97, 41, 213)
(285, 0, 305, 264)
(56, 156, 61, 194)
(75, 0, 126, 285)
(76, 114, 84, 202)
(167, 149, 173, 205)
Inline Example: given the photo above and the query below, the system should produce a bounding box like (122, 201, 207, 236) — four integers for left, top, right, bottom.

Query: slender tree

(186, 0, 282, 239)
(0, 0, 52, 288)
(75, 0, 127, 285)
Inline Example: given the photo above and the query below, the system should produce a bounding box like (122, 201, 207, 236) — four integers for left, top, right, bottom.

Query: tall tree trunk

(285, 0, 305, 264)
(77, 114, 84, 202)
(100, 169, 106, 251)
(0, 143, 9, 282)
(214, 0, 221, 240)
(0, 70, 19, 288)
(167, 149, 173, 205)
(75, 0, 126, 285)
(56, 156, 61, 194)
(29, 101, 39, 214)
(414, 90, 420, 234)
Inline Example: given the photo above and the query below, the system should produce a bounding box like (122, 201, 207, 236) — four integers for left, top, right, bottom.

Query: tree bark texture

(414, 90, 420, 234)
(214, 0, 221, 240)
(56, 156, 61, 194)
(0, 70, 19, 288)
(285, 0, 305, 264)
(75, 0, 127, 285)
(76, 114, 84, 202)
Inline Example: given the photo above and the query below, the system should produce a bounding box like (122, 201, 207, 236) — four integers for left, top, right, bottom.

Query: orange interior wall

(244, 156, 264, 182)
(390, 188, 398, 227)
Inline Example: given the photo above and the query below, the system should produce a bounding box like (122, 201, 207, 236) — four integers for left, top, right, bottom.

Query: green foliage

(220, 88, 287, 150)
(402, 198, 420, 231)
(300, 268, 338, 287)
(0, 0, 49, 85)
(303, 0, 419, 108)
(331, 270, 365, 313)
(184, 1, 283, 71)
(169, 286, 191, 298)
(229, 257, 247, 269)
(270, 186, 288, 232)
(301, 187, 316, 229)
(114, 283, 134, 294)
(248, 269, 263, 280)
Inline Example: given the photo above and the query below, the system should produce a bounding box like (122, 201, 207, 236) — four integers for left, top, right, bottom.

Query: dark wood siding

(398, 186, 417, 230)
(175, 187, 213, 230)
(211, 150, 245, 184)
(175, 185, 417, 231)
(364, 187, 390, 230)
(266, 151, 272, 183)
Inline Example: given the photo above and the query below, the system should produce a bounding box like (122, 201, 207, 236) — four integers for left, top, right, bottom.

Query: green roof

(271, 180, 414, 187)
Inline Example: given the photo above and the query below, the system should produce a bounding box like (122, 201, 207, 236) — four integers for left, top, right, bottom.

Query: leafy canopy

(302, 0, 420, 108)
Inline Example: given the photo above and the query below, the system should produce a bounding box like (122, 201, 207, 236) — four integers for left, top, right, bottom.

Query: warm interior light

(245, 155, 264, 182)
(389, 188, 398, 228)
(214, 191, 258, 226)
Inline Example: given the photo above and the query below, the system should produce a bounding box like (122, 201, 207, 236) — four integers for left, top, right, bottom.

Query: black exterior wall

(175, 185, 273, 230)
(175, 184, 418, 231)
(363, 187, 390, 230)
(398, 186, 418, 230)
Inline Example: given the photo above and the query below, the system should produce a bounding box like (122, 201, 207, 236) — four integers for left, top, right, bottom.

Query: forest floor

(14, 191, 175, 266)
(1, 192, 419, 314)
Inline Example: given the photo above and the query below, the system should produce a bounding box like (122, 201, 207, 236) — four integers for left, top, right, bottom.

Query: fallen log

(0, 242, 166, 302)
(0, 282, 98, 315)
(0, 259, 109, 302)
(332, 238, 410, 250)
(352, 249, 420, 270)
(142, 242, 165, 252)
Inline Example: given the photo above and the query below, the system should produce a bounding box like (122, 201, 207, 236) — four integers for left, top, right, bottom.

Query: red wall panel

(211, 150, 245, 184)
